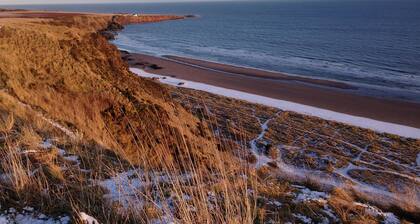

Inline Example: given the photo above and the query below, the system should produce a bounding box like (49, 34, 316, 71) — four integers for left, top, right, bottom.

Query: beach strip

(130, 67, 420, 139)
(123, 52, 420, 130)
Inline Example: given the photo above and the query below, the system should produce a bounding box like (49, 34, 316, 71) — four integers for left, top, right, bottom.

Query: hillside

(0, 10, 419, 224)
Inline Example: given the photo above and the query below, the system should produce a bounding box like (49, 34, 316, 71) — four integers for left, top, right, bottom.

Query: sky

(0, 0, 249, 5)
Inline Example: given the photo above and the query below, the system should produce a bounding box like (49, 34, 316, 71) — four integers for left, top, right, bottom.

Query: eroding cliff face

(0, 14, 215, 168)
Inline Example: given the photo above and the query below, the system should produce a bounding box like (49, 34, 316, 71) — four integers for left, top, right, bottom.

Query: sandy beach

(123, 51, 420, 129)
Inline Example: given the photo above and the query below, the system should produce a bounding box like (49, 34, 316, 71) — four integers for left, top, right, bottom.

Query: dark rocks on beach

(0, 8, 26, 12)
(119, 50, 130, 55)
(148, 64, 163, 70)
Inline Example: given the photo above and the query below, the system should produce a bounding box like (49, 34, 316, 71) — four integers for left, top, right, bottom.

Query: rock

(99, 20, 124, 40)
(148, 64, 163, 70)
(99, 30, 116, 40)
(107, 21, 124, 32)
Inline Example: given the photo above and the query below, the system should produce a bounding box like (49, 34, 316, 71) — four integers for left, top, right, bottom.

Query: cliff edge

(0, 11, 215, 168)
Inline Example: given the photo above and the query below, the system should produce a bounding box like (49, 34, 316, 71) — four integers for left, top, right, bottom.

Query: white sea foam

(130, 68, 420, 139)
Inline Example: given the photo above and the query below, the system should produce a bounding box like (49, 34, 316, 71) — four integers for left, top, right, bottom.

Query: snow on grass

(290, 186, 399, 224)
(353, 203, 400, 224)
(249, 111, 281, 167)
(417, 153, 420, 167)
(291, 186, 339, 223)
(40, 139, 81, 166)
(0, 207, 70, 224)
(293, 187, 329, 203)
(98, 169, 147, 210)
(79, 212, 99, 224)
(40, 139, 53, 149)
(293, 213, 313, 224)
(98, 168, 192, 217)
(130, 68, 420, 139)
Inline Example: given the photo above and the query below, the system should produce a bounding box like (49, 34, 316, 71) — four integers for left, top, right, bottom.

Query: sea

(5, 0, 420, 102)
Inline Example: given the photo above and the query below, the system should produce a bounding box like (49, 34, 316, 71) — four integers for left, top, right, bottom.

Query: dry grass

(0, 98, 260, 223)
(1, 10, 418, 224)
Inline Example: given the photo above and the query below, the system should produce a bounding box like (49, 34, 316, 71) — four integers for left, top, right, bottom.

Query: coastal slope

(0, 9, 419, 224)
(0, 11, 212, 167)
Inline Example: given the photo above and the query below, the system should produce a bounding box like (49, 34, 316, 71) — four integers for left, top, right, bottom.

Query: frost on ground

(293, 187, 329, 203)
(131, 67, 420, 214)
(417, 152, 420, 167)
(289, 186, 400, 224)
(79, 212, 99, 224)
(97, 168, 191, 222)
(169, 84, 419, 222)
(0, 207, 70, 224)
(353, 203, 400, 224)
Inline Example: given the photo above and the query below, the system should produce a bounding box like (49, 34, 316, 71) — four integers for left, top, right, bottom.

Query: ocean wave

(112, 34, 179, 56)
(184, 45, 420, 91)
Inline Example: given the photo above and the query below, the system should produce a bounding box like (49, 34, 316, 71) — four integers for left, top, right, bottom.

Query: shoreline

(122, 51, 420, 131)
(130, 67, 420, 139)
(164, 55, 356, 90)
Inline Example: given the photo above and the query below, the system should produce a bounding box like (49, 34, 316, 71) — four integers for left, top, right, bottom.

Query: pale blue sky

(0, 0, 252, 5)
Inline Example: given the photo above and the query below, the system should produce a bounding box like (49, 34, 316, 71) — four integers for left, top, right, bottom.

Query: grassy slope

(0, 14, 217, 168)
(0, 12, 418, 223)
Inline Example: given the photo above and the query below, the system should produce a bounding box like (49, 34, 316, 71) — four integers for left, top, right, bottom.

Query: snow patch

(79, 212, 99, 224)
(416, 153, 420, 167)
(98, 169, 147, 209)
(0, 207, 70, 224)
(249, 111, 281, 167)
(130, 68, 420, 139)
(293, 213, 313, 224)
(294, 187, 329, 203)
(40, 139, 53, 149)
(354, 203, 399, 224)
(98, 169, 191, 211)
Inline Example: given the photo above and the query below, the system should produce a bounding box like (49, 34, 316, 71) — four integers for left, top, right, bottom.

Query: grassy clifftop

(0, 13, 215, 168)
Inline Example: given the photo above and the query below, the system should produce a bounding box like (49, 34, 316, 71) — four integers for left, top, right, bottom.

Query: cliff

(0, 12, 214, 168)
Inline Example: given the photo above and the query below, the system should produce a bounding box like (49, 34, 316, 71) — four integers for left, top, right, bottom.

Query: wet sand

(124, 52, 420, 129)
(165, 55, 355, 90)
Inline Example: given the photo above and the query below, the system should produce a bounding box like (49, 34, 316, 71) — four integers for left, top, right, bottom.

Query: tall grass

(0, 100, 259, 224)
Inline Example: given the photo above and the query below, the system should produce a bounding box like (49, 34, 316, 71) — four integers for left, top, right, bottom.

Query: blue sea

(7, 0, 420, 102)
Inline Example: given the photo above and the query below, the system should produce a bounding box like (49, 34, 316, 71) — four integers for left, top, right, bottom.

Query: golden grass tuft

(0, 113, 14, 133)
